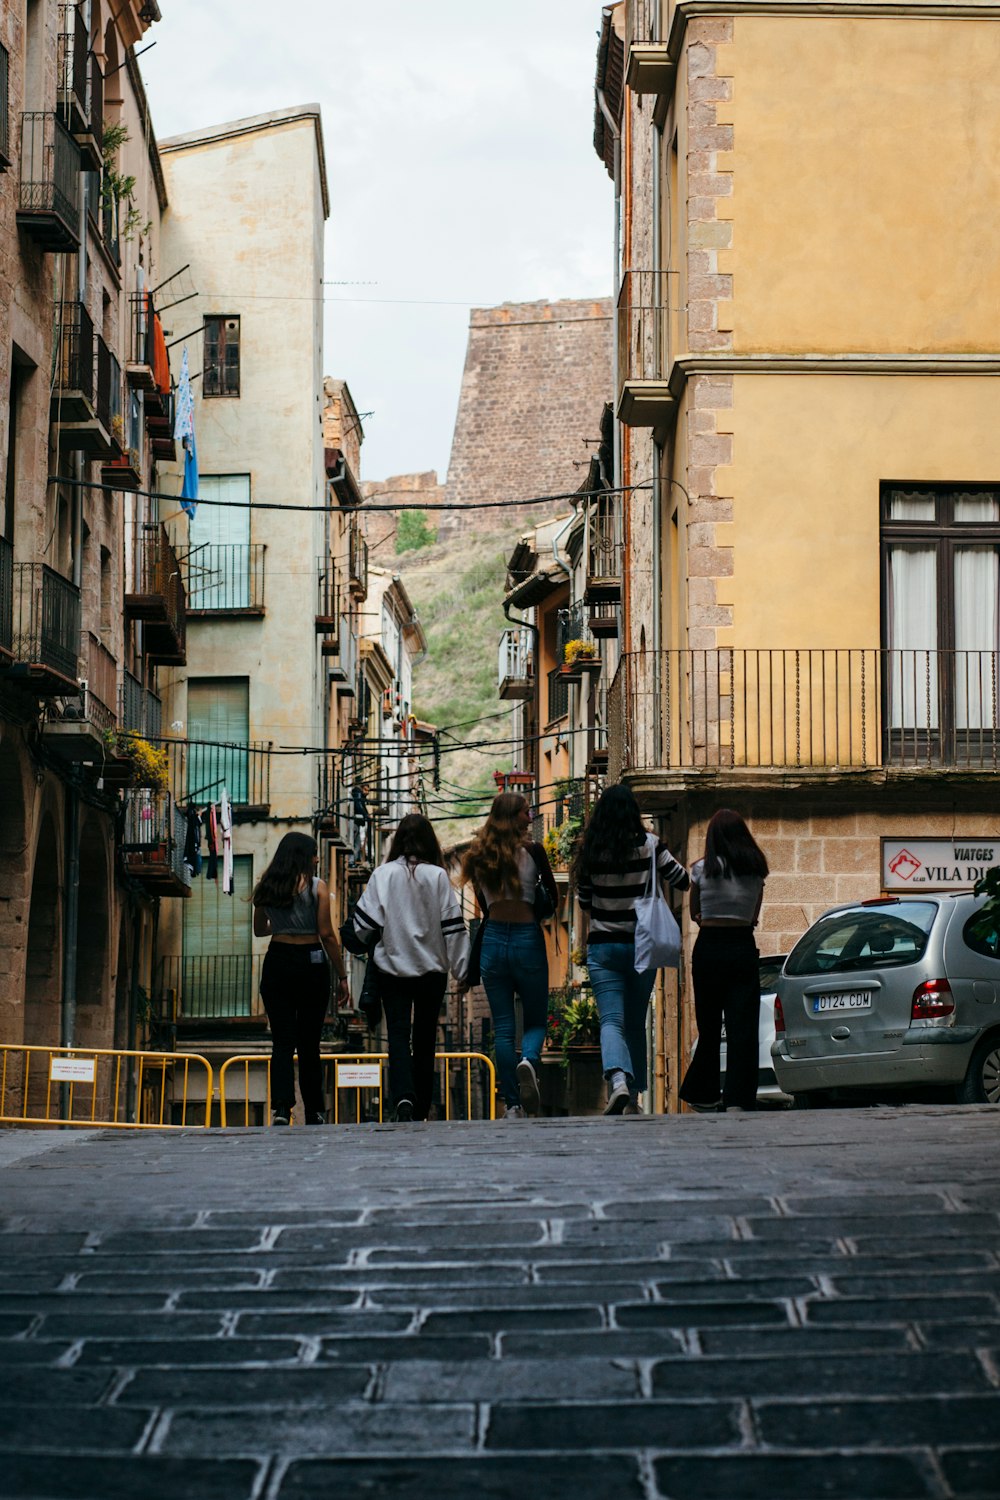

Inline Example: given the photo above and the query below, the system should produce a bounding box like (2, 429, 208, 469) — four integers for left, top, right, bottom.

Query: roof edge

(159, 105, 330, 219)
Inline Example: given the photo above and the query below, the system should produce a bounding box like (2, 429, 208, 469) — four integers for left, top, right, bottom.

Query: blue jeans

(587, 942, 656, 1092)
(480, 921, 549, 1106)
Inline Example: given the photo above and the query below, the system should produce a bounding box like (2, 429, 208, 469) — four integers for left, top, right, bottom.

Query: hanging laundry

(151, 300, 171, 396)
(204, 803, 218, 882)
(183, 806, 202, 878)
(174, 348, 199, 519)
(219, 788, 234, 896)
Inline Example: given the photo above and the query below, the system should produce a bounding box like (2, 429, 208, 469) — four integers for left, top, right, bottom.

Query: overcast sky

(142, 1, 612, 484)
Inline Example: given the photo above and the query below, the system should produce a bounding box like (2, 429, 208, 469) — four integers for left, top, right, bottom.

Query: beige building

(597, 0, 1000, 1106)
(0, 0, 177, 1106)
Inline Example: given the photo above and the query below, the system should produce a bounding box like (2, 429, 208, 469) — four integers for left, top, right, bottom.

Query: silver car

(772, 894, 1000, 1105)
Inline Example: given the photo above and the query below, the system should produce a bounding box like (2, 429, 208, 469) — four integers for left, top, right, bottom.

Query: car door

(942, 896, 1000, 1018)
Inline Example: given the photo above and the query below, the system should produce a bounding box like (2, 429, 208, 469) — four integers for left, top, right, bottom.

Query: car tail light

(911, 978, 955, 1020)
(773, 995, 785, 1033)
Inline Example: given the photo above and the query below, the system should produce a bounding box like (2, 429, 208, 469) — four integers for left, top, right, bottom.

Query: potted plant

(543, 814, 582, 871)
(105, 731, 169, 790)
(545, 985, 604, 1115)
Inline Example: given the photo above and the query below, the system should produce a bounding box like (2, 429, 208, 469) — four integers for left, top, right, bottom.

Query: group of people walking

(251, 788, 768, 1124)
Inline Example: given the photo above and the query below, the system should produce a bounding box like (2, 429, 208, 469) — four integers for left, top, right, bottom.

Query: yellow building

(599, 0, 1000, 1105)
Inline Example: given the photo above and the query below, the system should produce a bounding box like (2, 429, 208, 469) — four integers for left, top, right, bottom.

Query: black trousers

(679, 926, 760, 1110)
(260, 943, 330, 1115)
(380, 970, 447, 1120)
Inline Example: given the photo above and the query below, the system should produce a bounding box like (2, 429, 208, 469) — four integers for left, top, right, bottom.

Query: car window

(758, 956, 786, 994)
(962, 909, 1000, 960)
(785, 904, 938, 976)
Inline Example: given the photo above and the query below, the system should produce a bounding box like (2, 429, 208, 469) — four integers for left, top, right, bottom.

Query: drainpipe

(596, 77, 622, 494)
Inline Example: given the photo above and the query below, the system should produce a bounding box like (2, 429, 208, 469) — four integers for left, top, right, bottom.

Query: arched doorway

(0, 739, 29, 1043)
(24, 811, 61, 1049)
(75, 813, 111, 1045)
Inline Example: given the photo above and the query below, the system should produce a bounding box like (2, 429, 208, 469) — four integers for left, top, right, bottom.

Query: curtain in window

(954, 547, 999, 730)
(887, 546, 938, 729)
(188, 475, 251, 608)
(182, 854, 252, 1017)
(187, 678, 249, 804)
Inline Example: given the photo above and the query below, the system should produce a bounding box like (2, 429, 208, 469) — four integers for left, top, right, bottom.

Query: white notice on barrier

(336, 1062, 382, 1090)
(49, 1057, 96, 1084)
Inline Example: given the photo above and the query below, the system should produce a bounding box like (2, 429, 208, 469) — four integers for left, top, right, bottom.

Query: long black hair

(703, 808, 769, 879)
(252, 832, 317, 908)
(387, 813, 444, 868)
(571, 783, 647, 883)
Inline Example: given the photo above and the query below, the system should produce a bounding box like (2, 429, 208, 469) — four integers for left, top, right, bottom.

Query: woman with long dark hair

(352, 814, 469, 1122)
(679, 808, 769, 1113)
(253, 832, 350, 1126)
(573, 784, 689, 1114)
(461, 792, 557, 1119)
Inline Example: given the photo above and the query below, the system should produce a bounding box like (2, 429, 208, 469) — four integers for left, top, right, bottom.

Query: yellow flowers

(106, 732, 169, 790)
(563, 638, 598, 666)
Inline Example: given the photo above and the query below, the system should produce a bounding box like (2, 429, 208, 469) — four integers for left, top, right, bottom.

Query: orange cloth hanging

(150, 297, 171, 394)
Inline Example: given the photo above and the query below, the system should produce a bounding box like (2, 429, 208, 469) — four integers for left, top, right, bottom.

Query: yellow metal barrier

(219, 1051, 497, 1127)
(0, 1045, 214, 1129)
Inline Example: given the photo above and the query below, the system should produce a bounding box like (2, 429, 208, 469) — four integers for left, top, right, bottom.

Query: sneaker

(687, 1099, 723, 1114)
(516, 1058, 541, 1115)
(623, 1098, 642, 1116)
(504, 1104, 526, 1119)
(604, 1081, 630, 1115)
(305, 1112, 327, 1126)
(393, 1099, 414, 1122)
(271, 1111, 290, 1127)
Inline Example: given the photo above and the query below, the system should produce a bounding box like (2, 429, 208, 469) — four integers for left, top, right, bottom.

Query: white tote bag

(633, 834, 682, 972)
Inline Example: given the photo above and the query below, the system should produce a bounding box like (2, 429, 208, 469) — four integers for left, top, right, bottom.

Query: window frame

(203, 314, 241, 398)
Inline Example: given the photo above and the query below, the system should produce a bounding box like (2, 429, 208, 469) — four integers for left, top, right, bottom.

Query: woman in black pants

(352, 814, 469, 1122)
(679, 809, 768, 1113)
(253, 833, 350, 1125)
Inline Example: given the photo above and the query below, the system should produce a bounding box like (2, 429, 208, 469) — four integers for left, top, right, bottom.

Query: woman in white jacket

(352, 814, 469, 1122)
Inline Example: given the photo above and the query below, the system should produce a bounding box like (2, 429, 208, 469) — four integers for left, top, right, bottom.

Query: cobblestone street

(1, 1108, 999, 1499)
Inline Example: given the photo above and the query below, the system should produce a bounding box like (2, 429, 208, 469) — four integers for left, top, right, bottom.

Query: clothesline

(182, 786, 234, 894)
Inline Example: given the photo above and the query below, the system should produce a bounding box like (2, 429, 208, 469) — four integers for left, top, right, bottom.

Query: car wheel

(792, 1091, 830, 1110)
(957, 1035, 1000, 1105)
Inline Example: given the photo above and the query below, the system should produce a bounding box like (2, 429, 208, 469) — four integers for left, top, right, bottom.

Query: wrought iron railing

(18, 112, 80, 240)
(316, 558, 339, 625)
(587, 500, 623, 601)
(9, 563, 80, 680)
(119, 672, 163, 740)
(349, 526, 368, 599)
(0, 536, 12, 655)
(607, 649, 1000, 779)
(101, 191, 119, 266)
(54, 300, 94, 403)
(0, 44, 9, 169)
(165, 738, 272, 809)
(130, 522, 186, 641)
(547, 665, 570, 723)
(121, 791, 191, 892)
(88, 52, 103, 143)
(316, 757, 354, 849)
(589, 680, 609, 766)
(498, 626, 533, 691)
(57, 4, 89, 129)
(95, 335, 115, 435)
(617, 269, 670, 388)
(557, 602, 591, 661)
(158, 954, 260, 1020)
(82, 632, 117, 731)
(129, 291, 154, 369)
(625, 0, 664, 47)
(186, 544, 265, 612)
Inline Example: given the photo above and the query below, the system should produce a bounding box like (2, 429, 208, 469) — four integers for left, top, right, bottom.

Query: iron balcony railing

(121, 790, 191, 893)
(547, 665, 570, 723)
(8, 563, 80, 681)
(56, 3, 89, 132)
(158, 954, 260, 1021)
(128, 523, 186, 658)
(0, 44, 10, 170)
(17, 113, 81, 250)
(349, 526, 369, 600)
(164, 738, 272, 810)
(498, 626, 533, 695)
(607, 649, 1000, 780)
(101, 191, 120, 266)
(587, 499, 623, 603)
(617, 268, 670, 388)
(119, 672, 164, 740)
(588, 680, 609, 767)
(129, 291, 155, 371)
(186, 544, 265, 612)
(315, 559, 340, 628)
(54, 300, 94, 404)
(557, 601, 591, 661)
(88, 51, 103, 144)
(626, 0, 663, 46)
(316, 757, 354, 849)
(0, 536, 13, 657)
(95, 338, 117, 437)
(82, 632, 117, 732)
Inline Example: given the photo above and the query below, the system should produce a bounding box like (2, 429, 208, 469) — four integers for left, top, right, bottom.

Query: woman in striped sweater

(573, 785, 689, 1114)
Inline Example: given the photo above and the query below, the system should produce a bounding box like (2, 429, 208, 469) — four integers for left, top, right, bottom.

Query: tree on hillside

(396, 509, 437, 554)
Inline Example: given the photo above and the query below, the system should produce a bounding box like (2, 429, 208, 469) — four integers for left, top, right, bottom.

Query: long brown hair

(252, 832, 317, 908)
(387, 813, 444, 868)
(703, 809, 769, 879)
(461, 792, 528, 896)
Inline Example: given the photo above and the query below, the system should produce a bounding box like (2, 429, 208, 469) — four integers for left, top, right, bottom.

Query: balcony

(51, 301, 93, 421)
(119, 669, 162, 741)
(43, 632, 119, 761)
(146, 389, 176, 462)
(589, 601, 620, 639)
(585, 503, 623, 605)
(315, 560, 342, 657)
(547, 665, 570, 724)
(187, 544, 265, 616)
(101, 191, 120, 268)
(16, 113, 81, 251)
(0, 536, 13, 663)
(316, 758, 353, 851)
(127, 292, 157, 390)
(166, 738, 272, 815)
(498, 626, 533, 700)
(349, 526, 368, 601)
(617, 269, 674, 428)
(0, 563, 80, 693)
(587, 681, 610, 775)
(624, 0, 675, 96)
(125, 523, 186, 666)
(121, 791, 191, 898)
(0, 45, 11, 171)
(56, 4, 88, 134)
(607, 649, 1000, 793)
(157, 954, 260, 1021)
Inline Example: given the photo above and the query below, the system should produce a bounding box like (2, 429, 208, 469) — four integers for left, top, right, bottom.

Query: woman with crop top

(461, 793, 558, 1118)
(253, 832, 350, 1126)
(352, 814, 469, 1122)
(573, 784, 690, 1115)
(679, 809, 769, 1113)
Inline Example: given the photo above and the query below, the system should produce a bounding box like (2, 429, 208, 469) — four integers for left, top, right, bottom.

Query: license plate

(812, 992, 873, 1013)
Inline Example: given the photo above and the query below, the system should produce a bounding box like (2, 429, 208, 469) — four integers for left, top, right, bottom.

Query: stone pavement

(1, 1107, 999, 1500)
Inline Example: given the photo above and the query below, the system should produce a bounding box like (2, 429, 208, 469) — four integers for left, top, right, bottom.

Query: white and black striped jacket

(352, 858, 470, 983)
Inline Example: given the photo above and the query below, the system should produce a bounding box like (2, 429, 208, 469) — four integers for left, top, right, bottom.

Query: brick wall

(441, 299, 613, 538)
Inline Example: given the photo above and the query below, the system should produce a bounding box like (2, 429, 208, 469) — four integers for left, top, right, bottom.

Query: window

(188, 474, 254, 609)
(785, 903, 938, 977)
(182, 854, 253, 1017)
(203, 316, 240, 397)
(0, 43, 10, 170)
(187, 677, 249, 804)
(882, 486, 1000, 756)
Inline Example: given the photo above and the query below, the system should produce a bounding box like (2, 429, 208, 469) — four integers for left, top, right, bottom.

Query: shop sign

(882, 838, 999, 892)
